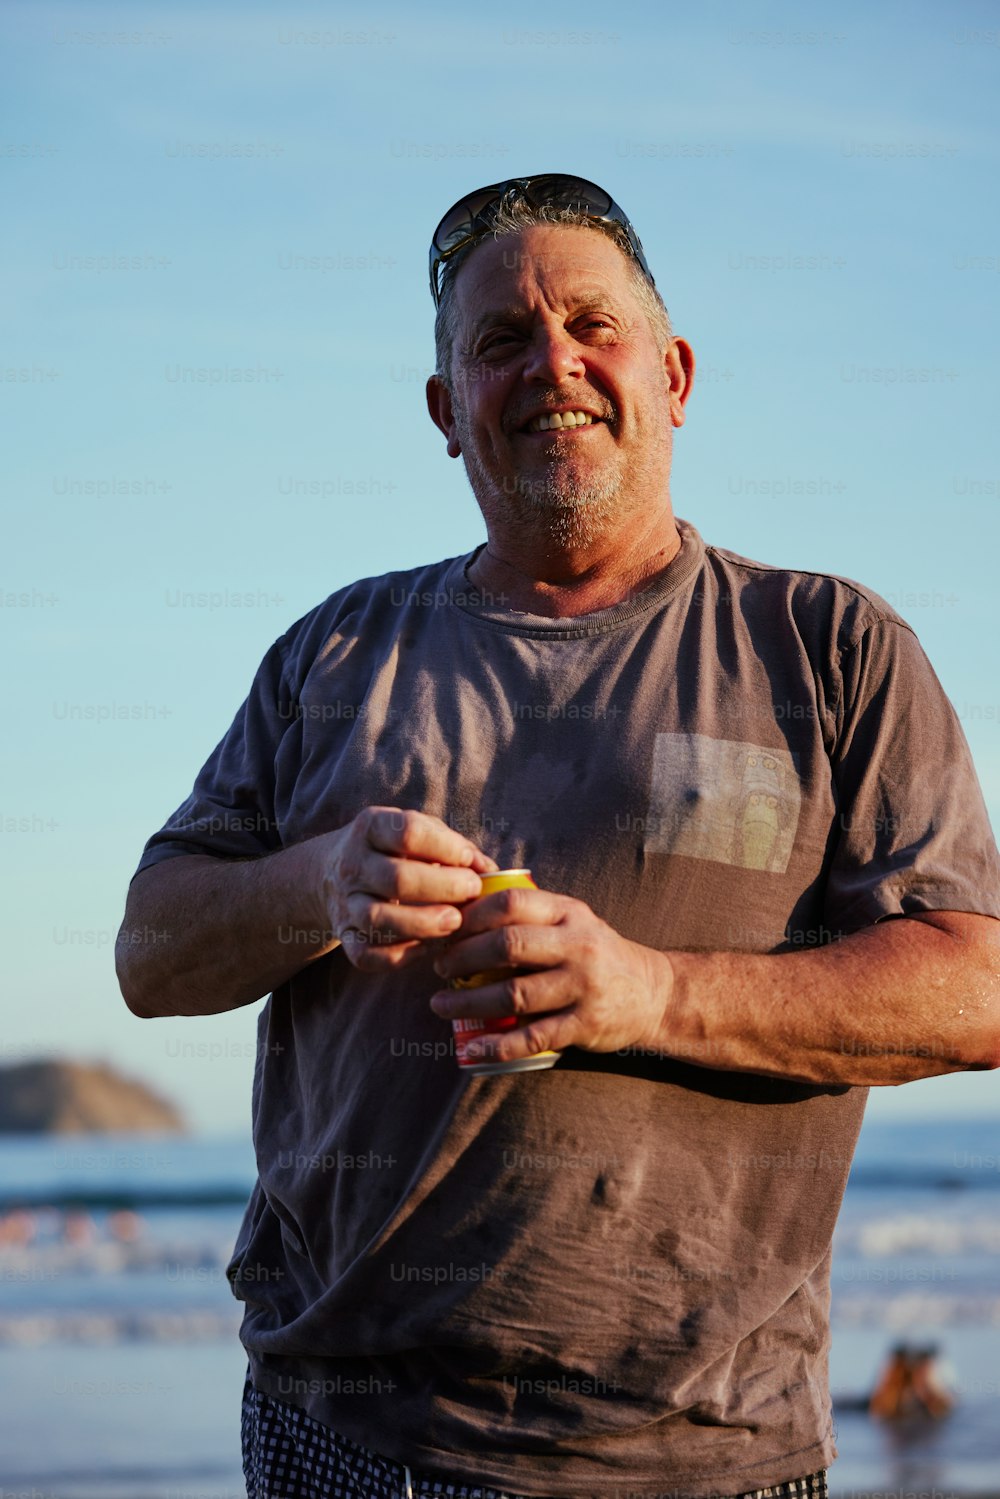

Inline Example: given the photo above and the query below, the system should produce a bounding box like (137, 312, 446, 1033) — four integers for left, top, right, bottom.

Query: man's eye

(482, 332, 519, 349)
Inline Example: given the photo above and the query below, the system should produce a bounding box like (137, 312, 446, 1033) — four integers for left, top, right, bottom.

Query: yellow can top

(478, 869, 536, 895)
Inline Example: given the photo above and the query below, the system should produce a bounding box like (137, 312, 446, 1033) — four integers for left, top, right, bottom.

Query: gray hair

(433, 200, 673, 390)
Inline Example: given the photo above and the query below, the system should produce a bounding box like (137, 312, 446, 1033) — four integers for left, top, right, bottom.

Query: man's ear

(426, 376, 462, 458)
(664, 338, 695, 429)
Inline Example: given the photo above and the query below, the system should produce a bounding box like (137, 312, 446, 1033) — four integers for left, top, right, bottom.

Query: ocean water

(0, 1119, 998, 1498)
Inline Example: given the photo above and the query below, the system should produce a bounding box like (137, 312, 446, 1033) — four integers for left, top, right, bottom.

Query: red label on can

(449, 869, 558, 1073)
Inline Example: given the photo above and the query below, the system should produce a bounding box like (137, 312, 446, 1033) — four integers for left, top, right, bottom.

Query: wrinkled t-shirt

(134, 518, 1000, 1499)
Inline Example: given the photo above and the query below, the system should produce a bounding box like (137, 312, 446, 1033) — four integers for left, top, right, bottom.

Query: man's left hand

(430, 885, 672, 1064)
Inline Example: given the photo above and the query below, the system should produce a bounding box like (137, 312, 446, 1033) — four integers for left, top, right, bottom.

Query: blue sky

(4, 0, 999, 1131)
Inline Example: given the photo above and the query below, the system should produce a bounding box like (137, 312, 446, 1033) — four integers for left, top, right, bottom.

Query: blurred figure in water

(869, 1343, 955, 1420)
(107, 1208, 145, 1242)
(0, 1209, 36, 1245)
(911, 1345, 956, 1418)
(62, 1210, 97, 1246)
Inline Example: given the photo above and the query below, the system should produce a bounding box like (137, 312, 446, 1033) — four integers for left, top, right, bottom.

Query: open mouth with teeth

(521, 410, 603, 433)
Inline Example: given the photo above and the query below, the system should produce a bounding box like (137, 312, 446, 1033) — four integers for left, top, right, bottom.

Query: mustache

(503, 393, 617, 433)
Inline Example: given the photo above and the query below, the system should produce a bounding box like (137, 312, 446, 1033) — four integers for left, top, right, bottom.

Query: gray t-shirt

(135, 519, 1000, 1498)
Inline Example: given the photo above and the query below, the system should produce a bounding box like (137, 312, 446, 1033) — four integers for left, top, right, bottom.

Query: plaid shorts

(241, 1371, 828, 1499)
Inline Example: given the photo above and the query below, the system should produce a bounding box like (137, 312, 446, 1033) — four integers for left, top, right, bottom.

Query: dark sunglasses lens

(434, 186, 509, 253)
(528, 176, 613, 217)
(434, 175, 618, 255)
(430, 175, 650, 304)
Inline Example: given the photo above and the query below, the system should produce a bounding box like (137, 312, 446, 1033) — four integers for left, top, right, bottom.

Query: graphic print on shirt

(646, 733, 801, 873)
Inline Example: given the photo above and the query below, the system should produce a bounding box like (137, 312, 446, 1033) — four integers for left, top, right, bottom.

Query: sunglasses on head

(429, 173, 655, 307)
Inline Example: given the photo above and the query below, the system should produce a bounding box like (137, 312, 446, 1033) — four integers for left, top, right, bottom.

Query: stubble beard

(458, 426, 627, 550)
(499, 471, 622, 549)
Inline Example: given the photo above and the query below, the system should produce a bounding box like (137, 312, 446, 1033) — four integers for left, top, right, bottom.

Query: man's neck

(465, 515, 683, 619)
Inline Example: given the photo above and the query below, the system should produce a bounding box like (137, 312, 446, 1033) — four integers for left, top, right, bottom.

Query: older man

(118, 175, 1000, 1499)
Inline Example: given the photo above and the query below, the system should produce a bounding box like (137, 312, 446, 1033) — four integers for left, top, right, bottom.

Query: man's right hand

(313, 807, 498, 971)
(117, 807, 496, 1017)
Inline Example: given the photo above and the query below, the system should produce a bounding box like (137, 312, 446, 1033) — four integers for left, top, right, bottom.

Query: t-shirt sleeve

(132, 635, 292, 879)
(823, 618, 1000, 932)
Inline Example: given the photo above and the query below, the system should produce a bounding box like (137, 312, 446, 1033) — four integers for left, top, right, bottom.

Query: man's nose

(522, 326, 586, 384)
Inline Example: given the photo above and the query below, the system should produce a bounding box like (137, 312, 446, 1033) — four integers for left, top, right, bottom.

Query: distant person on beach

(117, 175, 1000, 1499)
(869, 1343, 955, 1421)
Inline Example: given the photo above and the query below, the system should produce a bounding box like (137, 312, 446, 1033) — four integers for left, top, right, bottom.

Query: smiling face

(426, 224, 693, 553)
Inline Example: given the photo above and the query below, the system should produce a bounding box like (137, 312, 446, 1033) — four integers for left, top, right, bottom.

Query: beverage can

(451, 869, 560, 1076)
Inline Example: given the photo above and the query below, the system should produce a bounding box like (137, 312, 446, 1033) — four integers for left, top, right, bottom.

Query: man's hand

(429, 885, 672, 1063)
(118, 807, 497, 1016)
(428, 889, 1000, 1085)
(316, 807, 497, 971)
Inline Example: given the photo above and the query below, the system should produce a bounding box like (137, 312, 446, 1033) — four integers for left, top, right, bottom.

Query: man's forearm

(118, 811, 496, 1020)
(116, 845, 335, 1019)
(656, 912, 1000, 1085)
